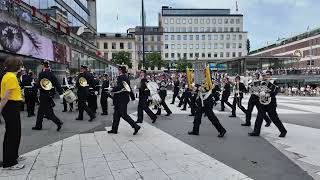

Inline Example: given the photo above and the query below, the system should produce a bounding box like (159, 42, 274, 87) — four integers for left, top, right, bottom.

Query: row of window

(98, 42, 133, 50)
(164, 34, 243, 41)
(137, 35, 162, 42)
(163, 26, 241, 33)
(163, 18, 241, 25)
(164, 52, 242, 59)
(164, 43, 243, 50)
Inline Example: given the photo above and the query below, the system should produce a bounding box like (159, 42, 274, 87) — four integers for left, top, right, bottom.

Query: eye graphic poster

(0, 17, 70, 63)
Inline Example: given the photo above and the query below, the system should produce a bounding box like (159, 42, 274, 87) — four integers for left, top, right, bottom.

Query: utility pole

(142, 0, 146, 68)
(308, 26, 313, 69)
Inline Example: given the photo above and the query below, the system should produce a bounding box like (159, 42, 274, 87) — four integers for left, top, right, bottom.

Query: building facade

(0, 0, 115, 77)
(250, 28, 320, 68)
(134, 26, 163, 70)
(96, 33, 137, 71)
(160, 6, 248, 68)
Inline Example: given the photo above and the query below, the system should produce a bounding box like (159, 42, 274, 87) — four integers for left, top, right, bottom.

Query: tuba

(79, 77, 88, 87)
(40, 78, 53, 90)
(259, 81, 271, 105)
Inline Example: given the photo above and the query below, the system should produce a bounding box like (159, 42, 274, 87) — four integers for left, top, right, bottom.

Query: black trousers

(100, 95, 108, 114)
(35, 95, 62, 128)
(192, 104, 226, 134)
(178, 92, 186, 107)
(220, 95, 232, 111)
(112, 101, 138, 131)
(78, 99, 95, 119)
(25, 90, 36, 116)
(245, 95, 271, 125)
(231, 96, 247, 116)
(157, 95, 172, 115)
(253, 102, 287, 134)
(137, 97, 157, 122)
(87, 95, 97, 113)
(63, 98, 73, 111)
(171, 91, 180, 104)
(2, 101, 21, 168)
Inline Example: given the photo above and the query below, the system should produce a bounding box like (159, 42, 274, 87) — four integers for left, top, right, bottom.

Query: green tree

(146, 52, 165, 69)
(246, 39, 251, 54)
(112, 51, 132, 68)
(176, 58, 192, 72)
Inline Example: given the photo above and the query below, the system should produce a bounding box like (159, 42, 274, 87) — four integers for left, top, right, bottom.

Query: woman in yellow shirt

(0, 57, 25, 170)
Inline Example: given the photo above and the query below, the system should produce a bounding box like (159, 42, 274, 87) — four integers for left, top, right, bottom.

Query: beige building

(96, 33, 138, 71)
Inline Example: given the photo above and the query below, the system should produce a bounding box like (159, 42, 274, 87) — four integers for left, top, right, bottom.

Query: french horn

(111, 81, 131, 94)
(79, 77, 88, 87)
(40, 78, 53, 91)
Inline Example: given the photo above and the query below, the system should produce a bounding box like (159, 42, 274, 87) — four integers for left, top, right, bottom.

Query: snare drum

(63, 89, 77, 103)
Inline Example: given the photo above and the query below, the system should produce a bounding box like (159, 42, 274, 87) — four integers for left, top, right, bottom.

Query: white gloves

(59, 94, 64, 99)
(95, 91, 99, 95)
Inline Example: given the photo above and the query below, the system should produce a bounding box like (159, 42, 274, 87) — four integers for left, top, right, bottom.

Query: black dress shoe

(165, 113, 172, 116)
(189, 114, 195, 116)
(170, 103, 174, 104)
(218, 130, 227, 138)
(108, 130, 118, 134)
(156, 113, 161, 115)
(265, 122, 271, 127)
(89, 115, 96, 122)
(135, 120, 143, 123)
(229, 115, 236, 118)
(57, 122, 63, 131)
(133, 126, 141, 135)
(241, 123, 251, 126)
(279, 130, 287, 138)
(62, 110, 67, 112)
(152, 118, 157, 123)
(181, 108, 186, 111)
(32, 127, 42, 130)
(219, 110, 225, 112)
(76, 118, 83, 121)
(248, 132, 260, 137)
(101, 113, 108, 116)
(188, 131, 199, 135)
(177, 105, 182, 108)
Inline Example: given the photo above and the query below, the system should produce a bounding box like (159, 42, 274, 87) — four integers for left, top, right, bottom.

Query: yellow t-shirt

(1, 72, 22, 101)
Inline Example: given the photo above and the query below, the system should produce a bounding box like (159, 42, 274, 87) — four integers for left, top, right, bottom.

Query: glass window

(164, 18, 168, 24)
(200, 19, 204, 24)
(214, 53, 218, 58)
(196, 44, 199, 49)
(220, 35, 224, 40)
(202, 44, 205, 49)
(236, 19, 241, 24)
(188, 27, 192, 32)
(226, 52, 230, 57)
(239, 34, 243, 40)
(208, 44, 212, 49)
(233, 35, 236, 40)
(226, 43, 230, 49)
(212, 19, 216, 24)
(164, 28, 168, 32)
(181, 27, 186, 32)
(224, 19, 228, 24)
(206, 19, 210, 24)
(208, 35, 212, 40)
(183, 35, 187, 40)
(220, 52, 224, 58)
(238, 52, 242, 57)
(104, 42, 108, 49)
(171, 53, 175, 58)
(214, 35, 218, 40)
(157, 36, 161, 41)
(158, 45, 161, 51)
(189, 35, 193, 40)
(171, 35, 175, 40)
(200, 27, 204, 32)
(188, 19, 192, 24)
(196, 35, 200, 40)
(238, 43, 242, 48)
(230, 19, 234, 24)
(128, 42, 132, 49)
(208, 53, 212, 58)
(194, 27, 199, 32)
(151, 45, 154, 51)
(176, 27, 180, 32)
(230, 27, 234, 32)
(218, 19, 222, 24)
(194, 19, 198, 24)
(232, 43, 236, 48)
(202, 35, 205, 40)
(165, 35, 169, 40)
(220, 43, 224, 49)
(224, 27, 228, 32)
(183, 44, 187, 49)
(177, 35, 181, 40)
(151, 36, 154, 41)
(119, 43, 124, 49)
(232, 52, 236, 57)
(165, 44, 169, 49)
(97, 42, 100, 49)
(236, 27, 240, 32)
(226, 34, 230, 40)
(171, 44, 175, 49)
(189, 44, 193, 49)
(206, 27, 210, 32)
(218, 27, 222, 32)
(170, 27, 174, 32)
(183, 53, 187, 58)
(182, 19, 186, 24)
(176, 18, 181, 24)
(112, 42, 116, 49)
(212, 27, 216, 32)
(190, 53, 194, 58)
(177, 44, 181, 49)
(170, 18, 174, 24)
(202, 53, 206, 58)
(165, 53, 169, 58)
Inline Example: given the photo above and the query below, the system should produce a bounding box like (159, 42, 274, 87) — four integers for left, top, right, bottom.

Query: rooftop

(161, 6, 243, 17)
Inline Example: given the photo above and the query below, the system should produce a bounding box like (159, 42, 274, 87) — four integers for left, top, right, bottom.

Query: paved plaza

(0, 95, 319, 180)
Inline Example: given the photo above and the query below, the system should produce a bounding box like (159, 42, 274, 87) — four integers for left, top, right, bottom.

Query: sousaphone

(40, 78, 53, 90)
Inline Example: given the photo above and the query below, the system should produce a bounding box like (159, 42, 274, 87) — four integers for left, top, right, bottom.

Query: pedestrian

(0, 57, 25, 170)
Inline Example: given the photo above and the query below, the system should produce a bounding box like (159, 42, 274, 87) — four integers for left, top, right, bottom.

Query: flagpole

(142, 0, 146, 68)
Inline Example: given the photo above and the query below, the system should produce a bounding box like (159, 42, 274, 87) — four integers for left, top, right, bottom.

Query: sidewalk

(0, 113, 253, 180)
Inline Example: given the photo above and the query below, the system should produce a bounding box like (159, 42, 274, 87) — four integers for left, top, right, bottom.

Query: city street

(0, 94, 319, 180)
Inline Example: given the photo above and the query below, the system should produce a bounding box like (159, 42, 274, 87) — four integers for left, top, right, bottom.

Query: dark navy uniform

(136, 78, 157, 123)
(62, 76, 74, 112)
(156, 80, 172, 115)
(32, 69, 63, 131)
(250, 80, 287, 137)
(87, 77, 99, 113)
(109, 74, 140, 134)
(171, 79, 180, 104)
(178, 81, 186, 107)
(76, 71, 95, 121)
(230, 82, 247, 117)
(21, 73, 37, 117)
(100, 78, 110, 115)
(189, 88, 226, 137)
(243, 80, 271, 126)
(220, 82, 233, 111)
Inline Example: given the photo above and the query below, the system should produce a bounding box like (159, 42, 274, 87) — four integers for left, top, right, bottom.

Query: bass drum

(63, 89, 77, 103)
(146, 81, 162, 106)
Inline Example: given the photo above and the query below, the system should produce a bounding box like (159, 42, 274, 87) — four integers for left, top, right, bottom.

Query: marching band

(12, 62, 287, 139)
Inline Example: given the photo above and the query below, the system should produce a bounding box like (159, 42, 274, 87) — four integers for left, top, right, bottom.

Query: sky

(96, 0, 320, 50)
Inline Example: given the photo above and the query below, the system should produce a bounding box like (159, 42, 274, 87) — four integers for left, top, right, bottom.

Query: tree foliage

(112, 51, 132, 68)
(176, 58, 192, 72)
(144, 52, 165, 69)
